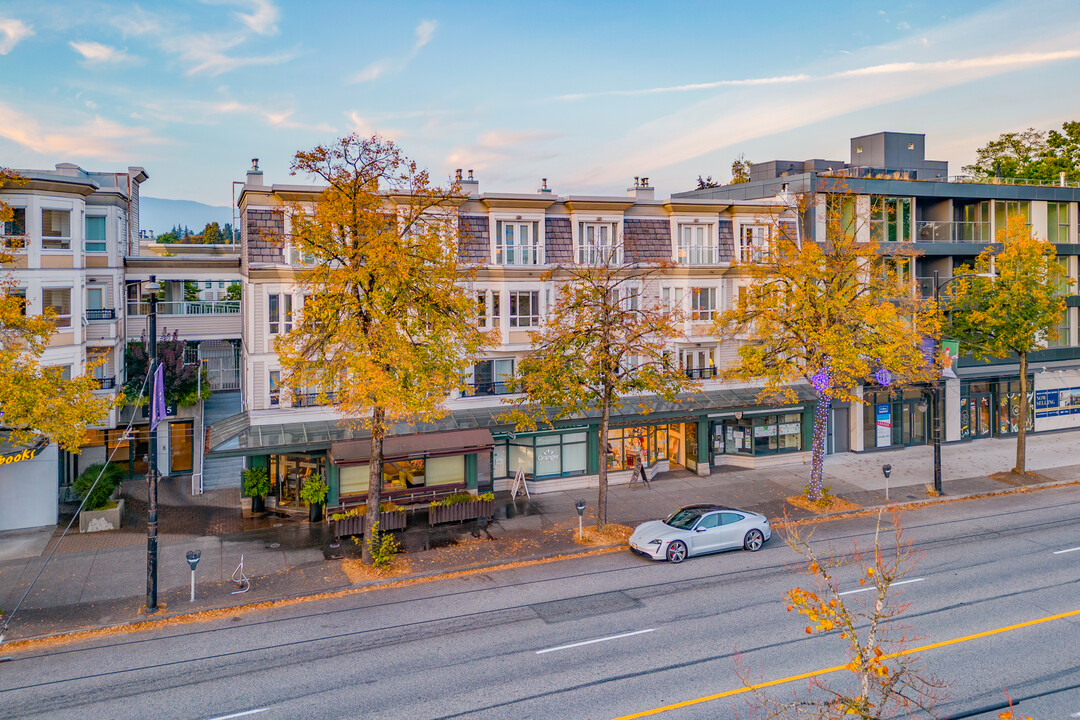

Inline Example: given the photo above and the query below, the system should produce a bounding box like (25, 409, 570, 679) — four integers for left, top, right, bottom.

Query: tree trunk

(808, 392, 831, 502)
(1014, 352, 1028, 475)
(361, 406, 386, 565)
(597, 394, 610, 531)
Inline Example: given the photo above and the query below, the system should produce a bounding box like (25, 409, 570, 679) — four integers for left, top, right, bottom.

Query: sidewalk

(1, 430, 1077, 643)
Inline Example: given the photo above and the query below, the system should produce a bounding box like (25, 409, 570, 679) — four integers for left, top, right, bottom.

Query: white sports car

(628, 504, 771, 563)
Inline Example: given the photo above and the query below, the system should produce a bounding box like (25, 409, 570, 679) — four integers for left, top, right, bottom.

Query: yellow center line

(611, 607, 1080, 720)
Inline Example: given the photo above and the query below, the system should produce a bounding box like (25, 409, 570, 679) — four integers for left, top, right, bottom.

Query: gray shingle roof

(624, 218, 671, 262)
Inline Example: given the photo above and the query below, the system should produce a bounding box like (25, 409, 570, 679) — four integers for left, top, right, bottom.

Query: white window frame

(575, 220, 622, 265)
(738, 224, 771, 263)
(85, 214, 108, 253)
(0, 205, 26, 238)
(508, 290, 540, 328)
(41, 207, 73, 250)
(42, 287, 72, 328)
(677, 223, 716, 265)
(690, 287, 717, 321)
(494, 218, 544, 266)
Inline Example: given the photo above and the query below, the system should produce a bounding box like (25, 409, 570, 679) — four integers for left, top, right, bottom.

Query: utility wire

(0, 365, 152, 645)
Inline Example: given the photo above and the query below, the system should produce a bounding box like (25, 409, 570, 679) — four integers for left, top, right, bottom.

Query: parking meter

(186, 550, 201, 602)
(881, 464, 892, 500)
(576, 500, 586, 539)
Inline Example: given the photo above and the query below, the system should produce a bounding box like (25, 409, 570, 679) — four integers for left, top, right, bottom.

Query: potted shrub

(428, 491, 495, 526)
(300, 473, 328, 522)
(242, 466, 270, 514)
(75, 463, 125, 532)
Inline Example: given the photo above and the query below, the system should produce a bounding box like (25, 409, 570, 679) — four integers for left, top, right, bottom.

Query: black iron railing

(461, 381, 513, 397)
(96, 377, 116, 389)
(684, 367, 717, 380)
(85, 308, 116, 321)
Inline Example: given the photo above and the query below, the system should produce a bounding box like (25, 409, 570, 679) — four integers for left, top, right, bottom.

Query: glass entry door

(271, 454, 325, 510)
(964, 394, 993, 438)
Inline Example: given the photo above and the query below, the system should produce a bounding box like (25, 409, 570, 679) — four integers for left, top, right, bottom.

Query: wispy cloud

(0, 16, 33, 55)
(348, 112, 404, 141)
(111, 6, 161, 37)
(163, 32, 296, 76)
(445, 128, 561, 175)
(70, 41, 139, 67)
(135, 94, 334, 132)
(0, 102, 166, 159)
(555, 48, 1080, 102)
(350, 19, 437, 83)
(230, 0, 279, 35)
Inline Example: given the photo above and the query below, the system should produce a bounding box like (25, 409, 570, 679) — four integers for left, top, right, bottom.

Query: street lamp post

(930, 263, 996, 496)
(145, 275, 160, 613)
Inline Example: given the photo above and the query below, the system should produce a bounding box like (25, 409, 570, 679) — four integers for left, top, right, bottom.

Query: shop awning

(329, 428, 494, 466)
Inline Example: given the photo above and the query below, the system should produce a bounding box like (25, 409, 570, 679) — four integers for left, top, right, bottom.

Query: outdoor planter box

(333, 509, 407, 538)
(79, 499, 125, 533)
(428, 498, 495, 526)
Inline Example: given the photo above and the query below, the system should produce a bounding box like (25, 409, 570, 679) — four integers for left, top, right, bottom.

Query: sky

(1, 1, 1080, 207)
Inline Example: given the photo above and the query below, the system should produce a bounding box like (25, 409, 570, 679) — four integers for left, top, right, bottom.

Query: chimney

(626, 175, 655, 201)
(246, 158, 264, 187)
(460, 168, 479, 197)
(537, 178, 551, 194)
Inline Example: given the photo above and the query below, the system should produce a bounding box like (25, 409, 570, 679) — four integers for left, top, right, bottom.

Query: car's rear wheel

(666, 540, 688, 564)
(743, 529, 764, 552)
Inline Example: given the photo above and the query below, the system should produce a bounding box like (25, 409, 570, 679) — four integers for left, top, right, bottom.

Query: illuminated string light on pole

(808, 364, 833, 501)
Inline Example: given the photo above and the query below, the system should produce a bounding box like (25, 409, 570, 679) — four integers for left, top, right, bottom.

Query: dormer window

(577, 222, 621, 264)
(677, 224, 716, 264)
(494, 220, 542, 265)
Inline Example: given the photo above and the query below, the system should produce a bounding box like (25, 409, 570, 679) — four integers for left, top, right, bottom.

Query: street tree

(1, 169, 114, 450)
(201, 221, 224, 244)
(276, 134, 493, 564)
(731, 153, 752, 184)
(506, 254, 695, 530)
(738, 512, 945, 718)
(946, 217, 1069, 475)
(964, 122, 1080, 182)
(714, 187, 941, 501)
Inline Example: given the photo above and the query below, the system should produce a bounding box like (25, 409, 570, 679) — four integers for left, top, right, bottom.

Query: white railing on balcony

(914, 221, 993, 244)
(676, 246, 719, 265)
(127, 300, 241, 316)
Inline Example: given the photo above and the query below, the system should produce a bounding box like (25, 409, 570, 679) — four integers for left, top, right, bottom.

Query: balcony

(684, 367, 718, 380)
(95, 376, 116, 390)
(85, 308, 117, 321)
(676, 246, 719, 265)
(915, 221, 992, 244)
(293, 391, 338, 408)
(460, 381, 513, 397)
(126, 300, 241, 341)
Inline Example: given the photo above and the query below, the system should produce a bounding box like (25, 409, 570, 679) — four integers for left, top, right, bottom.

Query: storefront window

(716, 414, 802, 456)
(607, 425, 677, 471)
(337, 453, 468, 500)
(494, 431, 588, 479)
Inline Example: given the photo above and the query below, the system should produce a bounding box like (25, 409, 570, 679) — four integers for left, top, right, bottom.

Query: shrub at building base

(299, 473, 328, 522)
(75, 463, 125, 533)
(241, 466, 270, 514)
(428, 492, 495, 526)
(331, 503, 405, 538)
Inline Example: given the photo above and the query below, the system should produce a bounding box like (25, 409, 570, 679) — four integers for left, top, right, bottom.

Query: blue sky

(2, 1, 1080, 206)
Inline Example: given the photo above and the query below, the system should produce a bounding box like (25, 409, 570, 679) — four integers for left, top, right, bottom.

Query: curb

(4, 479, 1075, 651)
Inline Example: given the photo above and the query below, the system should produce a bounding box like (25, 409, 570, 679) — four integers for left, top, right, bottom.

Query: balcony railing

(914, 221, 992, 244)
(95, 376, 116, 390)
(461, 381, 513, 397)
(85, 308, 116, 321)
(127, 300, 240, 316)
(293, 391, 338, 408)
(684, 367, 718, 380)
(676, 246, 719, 265)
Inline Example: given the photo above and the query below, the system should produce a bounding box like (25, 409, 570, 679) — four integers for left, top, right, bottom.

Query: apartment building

(0, 163, 146, 530)
(676, 131, 1080, 452)
(206, 162, 816, 513)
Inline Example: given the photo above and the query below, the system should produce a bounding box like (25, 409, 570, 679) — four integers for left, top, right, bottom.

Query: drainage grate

(530, 591, 643, 624)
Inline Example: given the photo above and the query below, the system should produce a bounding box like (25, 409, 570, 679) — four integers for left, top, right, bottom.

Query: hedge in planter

(428, 492, 495, 526)
(74, 462, 124, 511)
(332, 502, 406, 537)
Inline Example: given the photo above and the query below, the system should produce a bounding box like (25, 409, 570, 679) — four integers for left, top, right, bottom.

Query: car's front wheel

(666, 540, 688, 564)
(743, 529, 764, 552)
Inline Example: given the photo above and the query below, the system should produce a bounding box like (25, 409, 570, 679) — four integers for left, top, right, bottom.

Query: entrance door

(970, 394, 993, 438)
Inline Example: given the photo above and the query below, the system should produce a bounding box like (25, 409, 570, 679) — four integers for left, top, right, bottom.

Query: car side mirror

(695, 526, 707, 532)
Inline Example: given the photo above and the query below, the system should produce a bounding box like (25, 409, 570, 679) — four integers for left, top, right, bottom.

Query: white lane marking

(1053, 546, 1080, 555)
(838, 578, 924, 597)
(204, 710, 268, 720)
(535, 628, 655, 655)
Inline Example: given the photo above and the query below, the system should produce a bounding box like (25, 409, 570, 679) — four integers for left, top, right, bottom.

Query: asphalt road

(2, 487, 1079, 720)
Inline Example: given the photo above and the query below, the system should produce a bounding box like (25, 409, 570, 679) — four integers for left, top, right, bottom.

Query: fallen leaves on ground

(989, 470, 1051, 487)
(341, 557, 412, 583)
(572, 523, 633, 546)
(786, 494, 861, 514)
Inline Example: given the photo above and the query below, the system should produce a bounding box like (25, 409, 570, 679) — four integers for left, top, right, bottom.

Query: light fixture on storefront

(917, 398, 928, 413)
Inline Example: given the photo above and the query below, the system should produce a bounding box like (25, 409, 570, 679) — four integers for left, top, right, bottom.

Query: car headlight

(647, 539, 663, 546)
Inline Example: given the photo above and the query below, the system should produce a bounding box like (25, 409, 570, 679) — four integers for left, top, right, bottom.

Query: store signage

(875, 404, 892, 447)
(1, 447, 40, 465)
(1035, 387, 1080, 418)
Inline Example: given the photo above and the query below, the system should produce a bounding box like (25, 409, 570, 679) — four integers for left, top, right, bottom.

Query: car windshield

(664, 508, 705, 530)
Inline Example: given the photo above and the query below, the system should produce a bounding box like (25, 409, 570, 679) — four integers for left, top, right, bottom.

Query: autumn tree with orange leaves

(714, 186, 942, 502)
(1, 169, 113, 451)
(506, 255, 695, 530)
(276, 136, 494, 565)
(738, 512, 945, 719)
